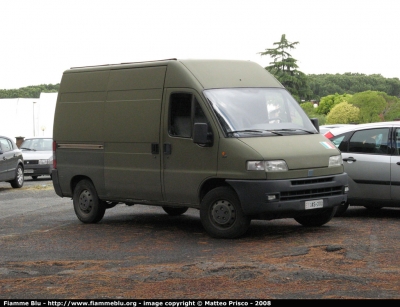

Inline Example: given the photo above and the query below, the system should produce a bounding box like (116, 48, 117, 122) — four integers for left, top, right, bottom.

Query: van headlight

(329, 155, 342, 167)
(247, 160, 288, 172)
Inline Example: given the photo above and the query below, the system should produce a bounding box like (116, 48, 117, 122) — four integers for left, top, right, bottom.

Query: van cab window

(169, 93, 211, 140)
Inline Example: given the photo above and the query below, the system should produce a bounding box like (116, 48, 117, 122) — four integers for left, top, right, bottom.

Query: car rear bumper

(24, 164, 53, 176)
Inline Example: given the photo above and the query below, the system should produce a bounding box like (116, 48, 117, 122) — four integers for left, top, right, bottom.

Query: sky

(1, 0, 399, 90)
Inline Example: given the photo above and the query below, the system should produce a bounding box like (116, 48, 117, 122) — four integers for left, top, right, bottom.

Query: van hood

(22, 151, 53, 160)
(239, 134, 339, 169)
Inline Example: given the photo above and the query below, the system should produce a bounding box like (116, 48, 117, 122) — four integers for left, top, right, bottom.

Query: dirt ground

(1, 180, 400, 299)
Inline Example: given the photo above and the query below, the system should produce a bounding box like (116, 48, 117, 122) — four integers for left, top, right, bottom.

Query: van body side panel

(55, 147, 104, 197)
(53, 70, 109, 196)
(103, 67, 166, 200)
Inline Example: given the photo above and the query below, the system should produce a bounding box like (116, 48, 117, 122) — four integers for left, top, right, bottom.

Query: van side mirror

(193, 123, 212, 146)
(310, 118, 319, 133)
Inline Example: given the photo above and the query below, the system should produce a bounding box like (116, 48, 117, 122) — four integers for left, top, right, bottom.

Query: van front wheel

(73, 179, 106, 223)
(200, 187, 250, 239)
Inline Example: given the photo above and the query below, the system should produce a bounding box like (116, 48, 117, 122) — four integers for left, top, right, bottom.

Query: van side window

(170, 93, 192, 137)
(169, 93, 212, 140)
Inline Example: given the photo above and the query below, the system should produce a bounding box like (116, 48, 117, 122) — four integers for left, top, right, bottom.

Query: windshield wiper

(261, 130, 284, 136)
(274, 128, 315, 134)
(21, 147, 35, 151)
(227, 130, 264, 135)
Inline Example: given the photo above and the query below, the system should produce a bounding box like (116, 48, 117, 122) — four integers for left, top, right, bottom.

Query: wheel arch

(70, 175, 93, 196)
(199, 178, 231, 203)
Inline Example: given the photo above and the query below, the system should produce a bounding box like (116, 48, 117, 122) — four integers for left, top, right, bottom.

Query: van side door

(104, 66, 166, 201)
(161, 89, 218, 205)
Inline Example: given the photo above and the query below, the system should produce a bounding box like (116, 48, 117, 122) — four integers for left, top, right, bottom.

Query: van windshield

(203, 88, 317, 137)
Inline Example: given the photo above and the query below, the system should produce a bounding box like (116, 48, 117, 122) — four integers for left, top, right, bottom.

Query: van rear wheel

(73, 179, 105, 223)
(162, 206, 188, 216)
(200, 187, 250, 239)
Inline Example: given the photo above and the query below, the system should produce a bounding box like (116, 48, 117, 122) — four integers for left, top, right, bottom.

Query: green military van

(52, 59, 348, 238)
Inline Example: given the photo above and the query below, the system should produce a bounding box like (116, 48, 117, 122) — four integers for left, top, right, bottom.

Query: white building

(0, 92, 57, 141)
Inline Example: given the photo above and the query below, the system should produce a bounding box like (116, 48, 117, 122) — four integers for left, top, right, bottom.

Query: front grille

(291, 177, 333, 185)
(24, 160, 39, 165)
(281, 186, 343, 201)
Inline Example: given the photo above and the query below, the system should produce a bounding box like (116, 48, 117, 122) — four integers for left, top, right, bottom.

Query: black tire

(32, 176, 38, 180)
(10, 165, 24, 188)
(73, 179, 105, 223)
(200, 187, 250, 239)
(162, 206, 188, 216)
(334, 202, 349, 217)
(294, 207, 337, 227)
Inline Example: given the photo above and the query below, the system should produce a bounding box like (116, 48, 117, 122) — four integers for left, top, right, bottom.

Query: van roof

(64, 59, 284, 89)
(70, 58, 178, 70)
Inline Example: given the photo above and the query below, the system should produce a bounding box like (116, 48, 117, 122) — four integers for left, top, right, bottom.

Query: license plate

(24, 169, 34, 174)
(305, 199, 323, 210)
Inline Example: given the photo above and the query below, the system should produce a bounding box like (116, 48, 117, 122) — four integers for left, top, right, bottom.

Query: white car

(20, 137, 53, 180)
(324, 121, 400, 216)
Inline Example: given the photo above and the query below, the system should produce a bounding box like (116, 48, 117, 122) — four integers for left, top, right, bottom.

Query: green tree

(259, 34, 312, 102)
(316, 93, 353, 115)
(300, 101, 326, 125)
(0, 84, 60, 98)
(377, 92, 400, 121)
(348, 91, 387, 123)
(308, 73, 400, 99)
(325, 102, 360, 124)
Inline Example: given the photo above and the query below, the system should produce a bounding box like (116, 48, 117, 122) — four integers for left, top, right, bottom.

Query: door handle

(163, 143, 172, 155)
(343, 157, 356, 162)
(151, 143, 159, 155)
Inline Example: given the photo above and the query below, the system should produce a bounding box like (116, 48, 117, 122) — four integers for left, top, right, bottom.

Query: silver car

(0, 135, 24, 188)
(319, 124, 357, 135)
(324, 121, 400, 216)
(20, 137, 53, 180)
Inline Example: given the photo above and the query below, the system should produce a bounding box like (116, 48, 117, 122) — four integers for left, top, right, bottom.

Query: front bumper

(227, 173, 348, 217)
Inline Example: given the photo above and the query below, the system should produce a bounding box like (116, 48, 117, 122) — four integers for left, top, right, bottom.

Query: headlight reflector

(247, 160, 288, 172)
(265, 160, 288, 172)
(329, 155, 342, 167)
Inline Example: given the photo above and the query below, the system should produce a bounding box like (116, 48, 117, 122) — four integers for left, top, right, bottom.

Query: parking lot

(1, 176, 400, 299)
